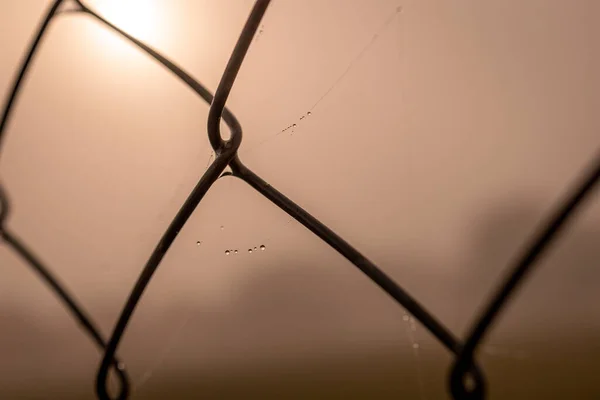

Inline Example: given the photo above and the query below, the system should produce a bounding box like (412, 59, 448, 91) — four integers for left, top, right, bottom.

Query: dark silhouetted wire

(0, 227, 129, 396)
(0, 187, 128, 397)
(94, 1, 270, 399)
(0, 0, 63, 158)
(0, 0, 130, 397)
(1, 1, 598, 399)
(71, 0, 243, 144)
(78, 1, 486, 396)
(450, 152, 600, 400)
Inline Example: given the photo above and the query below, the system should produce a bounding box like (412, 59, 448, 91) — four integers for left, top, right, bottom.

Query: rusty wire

(1, 1, 599, 399)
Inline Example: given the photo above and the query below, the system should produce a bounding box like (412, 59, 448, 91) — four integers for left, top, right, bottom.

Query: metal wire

(0, 1, 598, 399)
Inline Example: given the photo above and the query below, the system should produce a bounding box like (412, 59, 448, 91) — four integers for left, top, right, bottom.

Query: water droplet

(234, 250, 238, 254)
(402, 315, 409, 321)
(254, 247, 257, 251)
(260, 245, 266, 251)
(412, 343, 419, 349)
(248, 248, 253, 253)
(307, 111, 312, 116)
(196, 241, 202, 246)
(220, 225, 224, 230)
(225, 250, 230, 255)
(292, 124, 297, 127)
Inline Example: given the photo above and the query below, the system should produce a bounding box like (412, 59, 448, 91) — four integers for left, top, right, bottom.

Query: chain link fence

(1, 1, 599, 399)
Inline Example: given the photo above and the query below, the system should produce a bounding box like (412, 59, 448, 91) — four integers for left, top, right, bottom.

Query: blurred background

(0, 0, 599, 398)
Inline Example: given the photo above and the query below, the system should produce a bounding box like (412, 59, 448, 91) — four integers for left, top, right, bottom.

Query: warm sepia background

(1, 0, 599, 399)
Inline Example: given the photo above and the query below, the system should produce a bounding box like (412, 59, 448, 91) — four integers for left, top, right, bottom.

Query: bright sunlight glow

(94, 0, 161, 42)
(84, 0, 168, 62)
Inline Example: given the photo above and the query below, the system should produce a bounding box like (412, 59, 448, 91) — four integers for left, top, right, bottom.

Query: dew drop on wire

(234, 250, 238, 254)
(225, 250, 230, 255)
(248, 248, 253, 253)
(254, 247, 257, 251)
(307, 111, 312, 116)
(196, 241, 202, 246)
(292, 124, 297, 127)
(220, 225, 225, 230)
(260, 245, 266, 251)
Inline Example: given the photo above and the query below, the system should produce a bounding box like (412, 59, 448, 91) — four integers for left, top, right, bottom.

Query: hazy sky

(0, 1, 599, 398)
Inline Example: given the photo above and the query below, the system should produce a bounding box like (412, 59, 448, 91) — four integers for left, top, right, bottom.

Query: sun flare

(81, 0, 171, 66)
(93, 0, 161, 42)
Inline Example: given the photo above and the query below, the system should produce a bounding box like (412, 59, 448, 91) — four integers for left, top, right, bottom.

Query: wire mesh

(0, 1, 599, 399)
